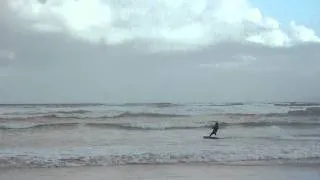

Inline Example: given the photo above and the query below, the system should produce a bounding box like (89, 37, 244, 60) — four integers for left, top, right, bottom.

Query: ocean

(0, 102, 320, 168)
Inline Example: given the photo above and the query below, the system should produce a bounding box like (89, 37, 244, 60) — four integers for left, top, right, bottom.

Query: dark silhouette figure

(209, 122, 219, 137)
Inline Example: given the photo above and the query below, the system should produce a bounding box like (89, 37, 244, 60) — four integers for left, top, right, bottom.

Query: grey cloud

(1, 5, 320, 103)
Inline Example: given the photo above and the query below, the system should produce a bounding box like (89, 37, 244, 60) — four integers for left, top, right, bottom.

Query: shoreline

(1, 163, 319, 180)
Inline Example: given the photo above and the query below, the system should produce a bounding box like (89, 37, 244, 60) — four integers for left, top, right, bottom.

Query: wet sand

(1, 164, 319, 180)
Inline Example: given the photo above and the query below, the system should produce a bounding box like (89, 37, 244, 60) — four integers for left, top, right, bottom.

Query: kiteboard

(203, 136, 220, 139)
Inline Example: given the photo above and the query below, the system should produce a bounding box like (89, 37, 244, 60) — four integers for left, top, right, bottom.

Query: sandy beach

(1, 164, 319, 180)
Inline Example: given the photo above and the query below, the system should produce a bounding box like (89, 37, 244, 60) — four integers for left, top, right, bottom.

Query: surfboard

(203, 136, 220, 139)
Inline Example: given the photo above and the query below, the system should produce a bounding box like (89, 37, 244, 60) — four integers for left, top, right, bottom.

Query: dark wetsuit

(209, 122, 219, 136)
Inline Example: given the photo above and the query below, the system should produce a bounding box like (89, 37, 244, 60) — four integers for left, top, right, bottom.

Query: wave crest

(0, 112, 187, 121)
(110, 112, 187, 118)
(288, 107, 320, 116)
(1, 153, 319, 168)
(274, 102, 320, 107)
(1, 121, 319, 131)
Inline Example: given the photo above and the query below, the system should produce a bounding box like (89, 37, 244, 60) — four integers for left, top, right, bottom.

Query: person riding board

(209, 121, 219, 137)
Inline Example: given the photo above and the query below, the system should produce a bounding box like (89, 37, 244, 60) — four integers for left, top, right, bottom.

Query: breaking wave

(0, 112, 187, 120)
(273, 102, 320, 107)
(85, 121, 320, 130)
(2, 109, 320, 121)
(1, 121, 319, 131)
(2, 102, 320, 122)
(1, 152, 319, 168)
(287, 107, 320, 116)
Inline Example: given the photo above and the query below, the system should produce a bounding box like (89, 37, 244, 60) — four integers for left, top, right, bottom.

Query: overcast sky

(1, 0, 320, 103)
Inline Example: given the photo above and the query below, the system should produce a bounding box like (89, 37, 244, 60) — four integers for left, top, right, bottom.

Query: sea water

(0, 102, 319, 168)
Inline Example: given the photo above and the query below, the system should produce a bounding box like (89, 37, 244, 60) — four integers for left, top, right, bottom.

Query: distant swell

(224, 107, 320, 117)
(207, 103, 245, 106)
(110, 112, 187, 118)
(121, 103, 181, 108)
(230, 121, 320, 127)
(0, 114, 80, 120)
(0, 123, 80, 130)
(2, 110, 91, 116)
(50, 110, 91, 114)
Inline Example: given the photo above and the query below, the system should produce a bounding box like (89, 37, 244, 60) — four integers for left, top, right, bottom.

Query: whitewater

(0, 102, 320, 168)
